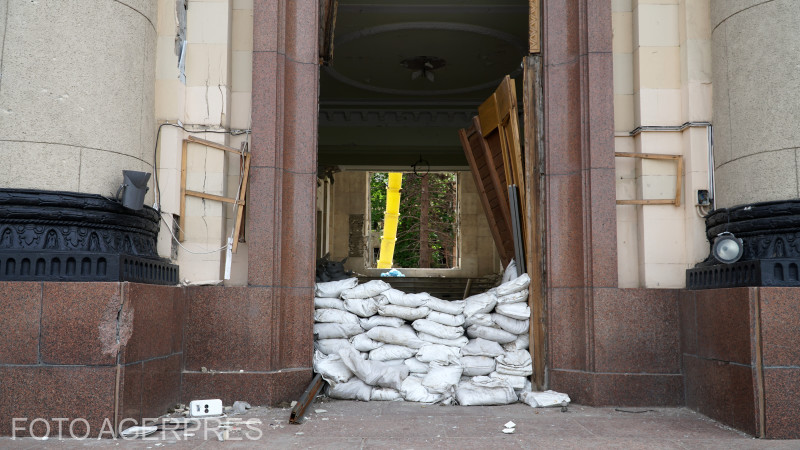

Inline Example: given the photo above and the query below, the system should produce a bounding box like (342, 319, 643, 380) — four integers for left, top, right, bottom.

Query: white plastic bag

(495, 349, 533, 376)
(503, 333, 530, 351)
(415, 343, 461, 364)
(425, 297, 465, 315)
(327, 377, 372, 401)
(519, 390, 571, 408)
(461, 338, 505, 357)
(314, 338, 352, 355)
(314, 308, 361, 325)
(495, 273, 530, 297)
(495, 289, 528, 305)
(422, 361, 463, 394)
(314, 297, 346, 311)
(341, 280, 392, 299)
(360, 316, 405, 330)
(495, 302, 531, 321)
(400, 376, 443, 403)
(404, 357, 430, 373)
(313, 351, 353, 385)
(463, 293, 497, 318)
(369, 345, 417, 362)
(376, 289, 429, 308)
(314, 322, 363, 339)
(377, 304, 430, 321)
(464, 313, 494, 328)
(466, 324, 517, 344)
(411, 319, 464, 340)
(344, 298, 379, 318)
(338, 348, 410, 391)
(366, 325, 426, 349)
(417, 332, 469, 348)
(461, 356, 496, 376)
(502, 260, 518, 283)
(316, 278, 359, 299)
(455, 376, 517, 406)
(371, 387, 403, 401)
(489, 371, 527, 389)
(492, 313, 529, 335)
(426, 311, 465, 327)
(350, 333, 384, 352)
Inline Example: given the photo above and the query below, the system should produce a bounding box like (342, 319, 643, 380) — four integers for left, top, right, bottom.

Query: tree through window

(369, 172, 458, 269)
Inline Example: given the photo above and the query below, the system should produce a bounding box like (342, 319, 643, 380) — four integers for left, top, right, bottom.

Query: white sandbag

(502, 259, 518, 283)
(495, 273, 530, 296)
(371, 387, 403, 401)
(411, 319, 464, 341)
(495, 289, 528, 305)
(427, 311, 465, 327)
(314, 322, 363, 339)
(489, 372, 527, 390)
(422, 361, 463, 394)
(495, 302, 531, 321)
(417, 332, 469, 348)
(461, 338, 505, 357)
(344, 298, 379, 318)
(341, 280, 392, 299)
(376, 289, 429, 308)
(466, 324, 517, 344)
(503, 333, 530, 351)
(495, 349, 533, 376)
(313, 351, 353, 385)
(492, 313, 529, 335)
(314, 308, 361, 325)
(316, 278, 359, 299)
(415, 343, 461, 364)
(350, 333, 384, 352)
(464, 313, 494, 328)
(360, 316, 405, 330)
(455, 376, 517, 406)
(366, 325, 426, 349)
(369, 344, 417, 361)
(463, 293, 497, 318)
(425, 297, 465, 315)
(461, 356, 496, 376)
(381, 359, 408, 366)
(400, 376, 443, 403)
(404, 357, 430, 373)
(519, 390, 571, 408)
(377, 303, 430, 321)
(314, 338, 352, 355)
(327, 377, 372, 401)
(338, 348, 410, 391)
(314, 297, 346, 311)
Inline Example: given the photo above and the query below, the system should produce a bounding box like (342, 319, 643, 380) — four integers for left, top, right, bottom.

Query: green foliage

(369, 172, 457, 268)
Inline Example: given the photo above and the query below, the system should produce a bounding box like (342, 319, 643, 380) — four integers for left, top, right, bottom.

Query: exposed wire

(160, 212, 229, 255)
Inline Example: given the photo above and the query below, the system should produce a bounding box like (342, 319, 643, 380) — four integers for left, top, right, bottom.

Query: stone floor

(3, 398, 799, 449)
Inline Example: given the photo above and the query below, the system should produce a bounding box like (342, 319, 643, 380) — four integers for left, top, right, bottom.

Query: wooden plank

(509, 185, 526, 275)
(523, 55, 546, 390)
(179, 139, 188, 242)
(232, 151, 251, 253)
(185, 190, 243, 205)
(459, 127, 512, 265)
(614, 152, 680, 160)
(477, 93, 500, 136)
(616, 199, 676, 205)
(187, 135, 241, 154)
(675, 154, 684, 207)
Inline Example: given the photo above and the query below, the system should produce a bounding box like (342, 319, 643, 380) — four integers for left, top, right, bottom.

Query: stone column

(0, 0, 157, 200)
(711, 0, 800, 208)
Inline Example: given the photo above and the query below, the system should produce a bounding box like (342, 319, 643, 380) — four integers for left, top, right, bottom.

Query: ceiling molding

(319, 109, 475, 128)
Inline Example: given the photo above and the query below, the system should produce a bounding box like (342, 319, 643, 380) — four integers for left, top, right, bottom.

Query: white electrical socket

(189, 399, 223, 417)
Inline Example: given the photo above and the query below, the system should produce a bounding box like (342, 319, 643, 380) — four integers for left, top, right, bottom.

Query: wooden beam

(232, 151, 252, 253)
(185, 190, 244, 205)
(186, 135, 242, 154)
(179, 139, 188, 242)
(616, 199, 676, 205)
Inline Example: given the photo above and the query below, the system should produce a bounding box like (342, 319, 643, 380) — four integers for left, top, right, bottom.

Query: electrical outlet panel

(189, 399, 223, 417)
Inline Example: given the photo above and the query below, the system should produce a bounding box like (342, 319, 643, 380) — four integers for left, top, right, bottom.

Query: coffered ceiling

(318, 0, 529, 169)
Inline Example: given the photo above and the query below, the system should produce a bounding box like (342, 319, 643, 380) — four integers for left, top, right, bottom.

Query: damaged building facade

(1, 0, 799, 439)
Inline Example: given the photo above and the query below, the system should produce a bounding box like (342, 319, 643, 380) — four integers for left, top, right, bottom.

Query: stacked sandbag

(313, 274, 568, 407)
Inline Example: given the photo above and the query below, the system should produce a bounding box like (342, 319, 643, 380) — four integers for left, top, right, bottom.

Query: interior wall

(612, 0, 711, 288)
(326, 171, 499, 278)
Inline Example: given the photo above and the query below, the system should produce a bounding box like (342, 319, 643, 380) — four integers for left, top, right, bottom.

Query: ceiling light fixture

(401, 56, 446, 82)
